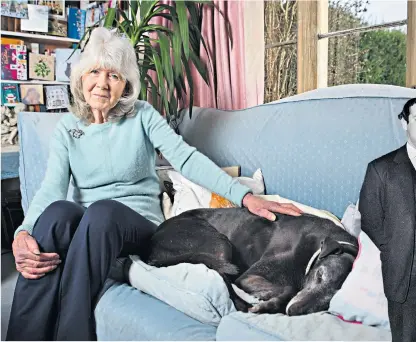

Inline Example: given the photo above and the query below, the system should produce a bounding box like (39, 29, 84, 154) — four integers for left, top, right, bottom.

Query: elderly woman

(7, 28, 301, 341)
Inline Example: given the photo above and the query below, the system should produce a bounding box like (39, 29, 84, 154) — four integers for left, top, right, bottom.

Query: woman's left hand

(242, 193, 303, 221)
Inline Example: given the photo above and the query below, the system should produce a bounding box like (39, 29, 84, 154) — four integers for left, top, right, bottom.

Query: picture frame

(45, 85, 69, 109)
(55, 48, 80, 82)
(29, 53, 55, 81)
(20, 84, 44, 105)
(37, 0, 65, 19)
(1, 84, 21, 104)
(0, 0, 29, 19)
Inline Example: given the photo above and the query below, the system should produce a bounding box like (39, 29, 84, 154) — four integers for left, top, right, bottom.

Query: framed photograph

(45, 85, 69, 109)
(48, 18, 67, 37)
(20, 84, 44, 105)
(29, 53, 55, 81)
(0, 0, 29, 19)
(38, 0, 65, 19)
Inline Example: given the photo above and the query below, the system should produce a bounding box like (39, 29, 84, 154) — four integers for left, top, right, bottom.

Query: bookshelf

(1, 30, 77, 155)
(1, 31, 79, 45)
(1, 80, 70, 85)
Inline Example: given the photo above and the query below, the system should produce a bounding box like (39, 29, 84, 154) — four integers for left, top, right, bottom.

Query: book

(0, 38, 24, 45)
(67, 8, 86, 40)
(1, 84, 20, 104)
(55, 48, 81, 82)
(1, 44, 28, 80)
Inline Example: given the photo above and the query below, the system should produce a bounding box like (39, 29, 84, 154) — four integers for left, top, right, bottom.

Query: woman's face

(82, 67, 126, 113)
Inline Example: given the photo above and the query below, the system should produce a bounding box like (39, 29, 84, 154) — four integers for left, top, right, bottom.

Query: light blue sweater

(15, 101, 251, 237)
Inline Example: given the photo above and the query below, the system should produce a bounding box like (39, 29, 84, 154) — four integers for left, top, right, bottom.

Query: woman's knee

(81, 200, 124, 235)
(34, 200, 85, 237)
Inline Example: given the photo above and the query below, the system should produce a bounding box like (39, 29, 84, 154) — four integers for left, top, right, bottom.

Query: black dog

(145, 208, 358, 315)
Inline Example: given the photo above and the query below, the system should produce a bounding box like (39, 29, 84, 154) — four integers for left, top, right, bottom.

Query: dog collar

(304, 241, 357, 276)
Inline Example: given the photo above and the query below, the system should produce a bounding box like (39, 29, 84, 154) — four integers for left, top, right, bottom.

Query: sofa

(10, 84, 416, 340)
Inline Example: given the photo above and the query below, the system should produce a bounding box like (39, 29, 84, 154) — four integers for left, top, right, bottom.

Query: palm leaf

(79, 0, 221, 126)
(175, 1, 190, 59)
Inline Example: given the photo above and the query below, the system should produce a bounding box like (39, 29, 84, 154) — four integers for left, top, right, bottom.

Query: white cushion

(329, 231, 390, 330)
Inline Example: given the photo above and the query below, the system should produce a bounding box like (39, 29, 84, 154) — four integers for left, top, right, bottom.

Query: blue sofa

(13, 84, 416, 340)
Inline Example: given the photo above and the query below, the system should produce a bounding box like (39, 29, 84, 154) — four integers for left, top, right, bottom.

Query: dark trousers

(6, 200, 156, 341)
(388, 266, 416, 342)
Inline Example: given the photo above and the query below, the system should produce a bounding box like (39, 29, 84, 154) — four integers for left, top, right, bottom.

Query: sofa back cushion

(178, 84, 415, 217)
(18, 84, 415, 217)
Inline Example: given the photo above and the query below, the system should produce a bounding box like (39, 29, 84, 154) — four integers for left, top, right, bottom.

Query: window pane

(328, 0, 407, 87)
(264, 0, 297, 102)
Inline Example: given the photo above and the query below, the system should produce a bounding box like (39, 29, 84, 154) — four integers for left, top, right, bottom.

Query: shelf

(1, 31, 80, 45)
(1, 145, 19, 154)
(1, 80, 69, 85)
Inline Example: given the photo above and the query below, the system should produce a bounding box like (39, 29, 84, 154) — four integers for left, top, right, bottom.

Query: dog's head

(286, 236, 358, 316)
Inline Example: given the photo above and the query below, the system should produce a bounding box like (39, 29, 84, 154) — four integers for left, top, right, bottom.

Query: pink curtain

(150, 1, 264, 110)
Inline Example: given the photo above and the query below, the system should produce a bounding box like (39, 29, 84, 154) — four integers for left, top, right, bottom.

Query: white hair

(70, 27, 140, 124)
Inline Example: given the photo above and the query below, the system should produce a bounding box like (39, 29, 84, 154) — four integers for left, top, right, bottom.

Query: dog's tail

(148, 253, 239, 276)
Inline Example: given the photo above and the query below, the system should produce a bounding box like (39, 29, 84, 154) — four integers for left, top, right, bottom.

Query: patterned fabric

(178, 85, 415, 218)
(216, 311, 391, 341)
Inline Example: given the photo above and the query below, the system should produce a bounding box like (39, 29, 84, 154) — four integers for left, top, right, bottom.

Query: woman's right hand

(12, 231, 61, 279)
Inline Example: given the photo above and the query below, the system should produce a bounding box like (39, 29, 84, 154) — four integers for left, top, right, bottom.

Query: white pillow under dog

(166, 169, 265, 218)
(128, 256, 236, 326)
(329, 230, 390, 330)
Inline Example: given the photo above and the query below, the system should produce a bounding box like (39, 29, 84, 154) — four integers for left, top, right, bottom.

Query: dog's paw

(250, 290, 275, 301)
(247, 297, 284, 314)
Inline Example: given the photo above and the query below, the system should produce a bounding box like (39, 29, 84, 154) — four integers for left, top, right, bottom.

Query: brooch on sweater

(68, 129, 85, 139)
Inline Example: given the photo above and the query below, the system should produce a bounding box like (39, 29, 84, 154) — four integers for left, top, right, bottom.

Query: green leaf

(182, 54, 194, 118)
(158, 32, 174, 94)
(103, 8, 116, 28)
(176, 1, 190, 59)
(140, 0, 158, 20)
(152, 50, 169, 113)
(172, 16, 182, 77)
(189, 49, 208, 84)
(130, 0, 139, 18)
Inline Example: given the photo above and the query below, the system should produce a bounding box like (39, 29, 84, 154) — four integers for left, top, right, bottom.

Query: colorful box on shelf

(1, 44, 28, 81)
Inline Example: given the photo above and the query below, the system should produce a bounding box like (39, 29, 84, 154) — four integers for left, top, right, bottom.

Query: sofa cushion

(178, 84, 415, 218)
(216, 311, 391, 341)
(17, 112, 73, 213)
(94, 282, 217, 341)
(128, 256, 236, 326)
(329, 231, 390, 329)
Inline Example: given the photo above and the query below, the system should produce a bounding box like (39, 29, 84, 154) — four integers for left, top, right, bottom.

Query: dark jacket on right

(359, 145, 416, 303)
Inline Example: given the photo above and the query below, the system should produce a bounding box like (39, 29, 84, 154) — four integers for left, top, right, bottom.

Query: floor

(1, 249, 18, 340)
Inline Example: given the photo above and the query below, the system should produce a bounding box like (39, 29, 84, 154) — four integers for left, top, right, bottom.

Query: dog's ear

(319, 237, 342, 259)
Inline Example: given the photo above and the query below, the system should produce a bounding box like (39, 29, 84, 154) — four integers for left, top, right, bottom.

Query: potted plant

(79, 0, 213, 130)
